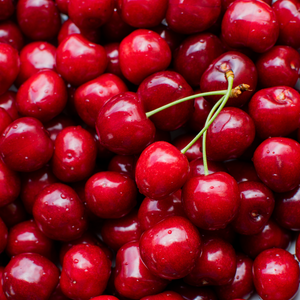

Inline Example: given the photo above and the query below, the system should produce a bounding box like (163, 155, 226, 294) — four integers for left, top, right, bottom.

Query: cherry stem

(145, 90, 228, 118)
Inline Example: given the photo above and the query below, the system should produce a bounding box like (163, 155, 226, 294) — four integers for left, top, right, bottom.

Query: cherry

(104, 43, 125, 80)
(108, 154, 137, 179)
(0, 218, 7, 254)
(295, 232, 300, 262)
(0, 91, 19, 121)
(199, 224, 237, 245)
(60, 244, 111, 300)
(221, 0, 279, 53)
(173, 33, 224, 87)
(90, 297, 119, 300)
(166, 0, 221, 34)
(0, 117, 54, 172)
(252, 248, 299, 300)
(0, 267, 7, 300)
(114, 241, 169, 299)
(33, 183, 88, 241)
(0, 43, 20, 96)
(252, 137, 300, 193)
(182, 172, 240, 230)
(184, 237, 236, 286)
(139, 216, 201, 280)
(141, 291, 184, 300)
(3, 253, 59, 300)
(52, 126, 97, 182)
(49, 283, 70, 300)
(6, 219, 54, 260)
(137, 70, 193, 131)
(173, 134, 202, 162)
(0, 108, 12, 136)
(135, 141, 190, 200)
(96, 92, 155, 155)
(0, 0, 14, 20)
(0, 21, 24, 52)
(119, 29, 171, 85)
(55, 0, 69, 13)
(16, 0, 61, 40)
(56, 34, 108, 87)
(74, 73, 128, 127)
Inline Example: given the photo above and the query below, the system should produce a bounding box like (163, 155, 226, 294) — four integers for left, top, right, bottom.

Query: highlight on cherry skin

(2, 0, 300, 299)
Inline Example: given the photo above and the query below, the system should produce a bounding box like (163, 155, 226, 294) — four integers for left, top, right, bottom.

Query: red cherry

(135, 141, 190, 199)
(104, 43, 125, 80)
(3, 253, 59, 300)
(0, 218, 7, 254)
(56, 34, 108, 86)
(0, 91, 19, 121)
(253, 137, 300, 193)
(182, 172, 240, 230)
(0, 108, 12, 136)
(90, 297, 119, 300)
(0, 21, 24, 51)
(49, 283, 70, 300)
(16, 0, 61, 40)
(55, 0, 69, 13)
(173, 134, 202, 162)
(0, 267, 8, 300)
(33, 183, 87, 241)
(0, 0, 14, 20)
(199, 224, 236, 245)
(0, 199, 28, 228)
(295, 232, 300, 262)
(139, 216, 201, 280)
(141, 291, 184, 300)
(60, 244, 111, 300)
(0, 117, 54, 172)
(252, 248, 299, 300)
(108, 154, 137, 179)
(119, 29, 171, 85)
(114, 241, 169, 299)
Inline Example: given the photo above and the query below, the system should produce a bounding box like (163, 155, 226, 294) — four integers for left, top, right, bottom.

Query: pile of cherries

(2, 0, 300, 299)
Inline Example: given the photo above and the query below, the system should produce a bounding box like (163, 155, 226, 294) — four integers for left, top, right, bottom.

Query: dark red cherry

(90, 297, 119, 300)
(6, 219, 54, 260)
(49, 283, 70, 300)
(166, 0, 221, 34)
(0, 108, 12, 135)
(0, 199, 28, 228)
(119, 29, 171, 85)
(231, 181, 274, 235)
(0, 43, 20, 96)
(117, 0, 168, 28)
(16, 41, 56, 86)
(199, 224, 236, 245)
(173, 134, 202, 162)
(139, 216, 201, 280)
(252, 137, 300, 193)
(3, 253, 59, 300)
(16, 0, 61, 40)
(215, 253, 254, 300)
(100, 209, 143, 251)
(104, 43, 124, 80)
(135, 141, 190, 200)
(273, 0, 300, 50)
(114, 241, 169, 299)
(0, 267, 7, 300)
(295, 233, 300, 262)
(173, 33, 224, 87)
(0, 91, 19, 121)
(248, 87, 300, 139)
(182, 172, 240, 230)
(200, 51, 257, 107)
(0, 0, 14, 20)
(141, 291, 184, 300)
(252, 248, 299, 300)
(56, 34, 108, 86)
(221, 0, 279, 53)
(137, 70, 193, 131)
(55, 0, 68, 13)
(0, 117, 54, 172)
(33, 183, 87, 241)
(60, 244, 111, 300)
(0, 21, 24, 52)
(0, 218, 7, 254)
(52, 126, 97, 182)
(184, 237, 236, 286)
(108, 154, 137, 179)
(96, 92, 155, 155)
(239, 219, 292, 258)
(74, 73, 128, 127)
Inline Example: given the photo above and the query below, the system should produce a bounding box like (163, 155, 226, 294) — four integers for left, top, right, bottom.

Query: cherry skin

(221, 0, 279, 53)
(104, 43, 125, 80)
(200, 51, 257, 107)
(108, 154, 137, 179)
(33, 183, 88, 241)
(137, 70, 193, 131)
(0, 43, 20, 96)
(60, 244, 111, 300)
(0, 21, 24, 52)
(117, 0, 168, 28)
(90, 297, 119, 300)
(166, 0, 221, 34)
(16, 0, 61, 40)
(74, 73, 128, 127)
(6, 219, 54, 260)
(0, 91, 19, 121)
(184, 237, 236, 286)
(0, 267, 8, 300)
(182, 172, 240, 230)
(173, 33, 224, 87)
(55, 0, 69, 13)
(231, 181, 274, 235)
(295, 233, 300, 262)
(56, 34, 108, 87)
(49, 283, 70, 300)
(239, 219, 292, 258)
(141, 291, 184, 300)
(0, 117, 54, 172)
(173, 134, 202, 162)
(3, 253, 59, 300)
(0, 108, 12, 135)
(0, 0, 14, 20)
(0, 218, 7, 254)
(119, 29, 171, 85)
(135, 141, 190, 200)
(114, 241, 169, 299)
(252, 248, 300, 300)
(52, 126, 97, 182)
(96, 92, 155, 155)
(252, 137, 300, 193)
(0, 199, 28, 228)
(139, 216, 201, 280)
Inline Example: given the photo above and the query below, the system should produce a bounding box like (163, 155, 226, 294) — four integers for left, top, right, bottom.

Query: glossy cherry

(0, 199, 28, 228)
(0, 108, 12, 135)
(0, 267, 8, 300)
(0, 0, 14, 20)
(141, 291, 184, 300)
(0, 91, 19, 121)
(104, 43, 124, 80)
(173, 134, 202, 162)
(0, 217, 7, 254)
(108, 154, 137, 179)
(0, 21, 24, 52)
